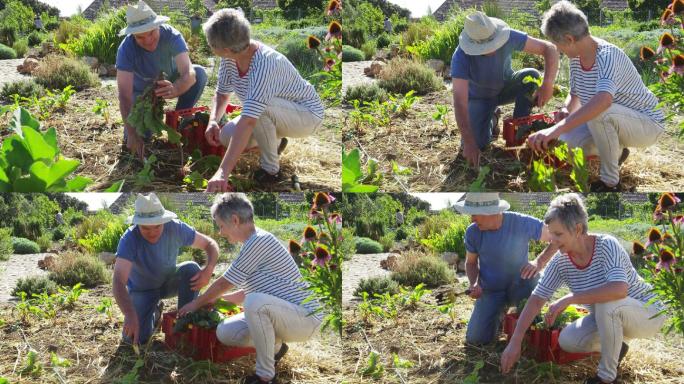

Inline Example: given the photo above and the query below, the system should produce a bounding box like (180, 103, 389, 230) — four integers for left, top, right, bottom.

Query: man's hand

(190, 268, 212, 291)
(126, 132, 145, 160)
(462, 139, 481, 167)
(534, 82, 554, 108)
(545, 296, 571, 327)
(520, 259, 541, 279)
(206, 170, 231, 192)
(527, 127, 557, 152)
(554, 108, 569, 123)
(500, 339, 522, 374)
(178, 300, 201, 317)
(468, 283, 482, 299)
(205, 121, 222, 147)
(154, 80, 177, 99)
(123, 313, 140, 345)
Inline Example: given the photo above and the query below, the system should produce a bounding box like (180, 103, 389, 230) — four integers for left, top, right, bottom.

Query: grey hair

(202, 8, 251, 53)
(211, 193, 254, 224)
(540, 1, 590, 43)
(544, 193, 588, 234)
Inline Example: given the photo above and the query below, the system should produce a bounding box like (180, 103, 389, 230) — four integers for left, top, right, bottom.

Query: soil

(341, 61, 684, 192)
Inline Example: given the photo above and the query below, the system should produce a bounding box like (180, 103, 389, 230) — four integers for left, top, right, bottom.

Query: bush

(61, 7, 126, 65)
(49, 252, 110, 288)
(1, 79, 46, 102)
(420, 218, 469, 256)
(376, 33, 391, 48)
(343, 26, 366, 49)
(33, 55, 100, 91)
(402, 17, 439, 47)
(378, 58, 443, 95)
(360, 40, 376, 60)
(343, 83, 388, 104)
(74, 211, 117, 241)
(36, 233, 52, 252)
(391, 253, 454, 288)
(11, 276, 58, 297)
(0, 25, 17, 46)
(54, 16, 91, 45)
(342, 45, 365, 62)
(395, 226, 409, 241)
(378, 233, 394, 252)
(12, 37, 28, 58)
(13, 217, 43, 241)
(52, 226, 66, 241)
(355, 237, 383, 254)
(339, 227, 356, 260)
(78, 219, 128, 253)
(353, 276, 400, 298)
(0, 43, 17, 59)
(12, 237, 40, 254)
(27, 31, 46, 47)
(412, 11, 467, 63)
(0, 228, 12, 261)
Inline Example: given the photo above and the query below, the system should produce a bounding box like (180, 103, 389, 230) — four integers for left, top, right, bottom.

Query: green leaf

(43, 128, 59, 154)
(343, 184, 379, 193)
(3, 136, 33, 172)
(29, 159, 80, 188)
(342, 148, 363, 186)
(12, 107, 40, 136)
(65, 176, 92, 191)
(23, 126, 56, 161)
(13, 175, 47, 192)
(391, 161, 412, 176)
(104, 180, 125, 192)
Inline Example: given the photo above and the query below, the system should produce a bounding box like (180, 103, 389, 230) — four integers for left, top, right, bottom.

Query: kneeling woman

(500, 193, 666, 384)
(178, 193, 321, 384)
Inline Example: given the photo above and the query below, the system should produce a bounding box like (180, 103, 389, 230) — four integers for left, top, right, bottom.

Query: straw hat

(458, 11, 510, 55)
(118, 1, 170, 36)
(453, 193, 510, 215)
(128, 193, 177, 225)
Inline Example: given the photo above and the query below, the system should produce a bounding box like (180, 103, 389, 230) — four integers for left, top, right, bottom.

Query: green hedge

(12, 237, 40, 254)
(355, 237, 383, 254)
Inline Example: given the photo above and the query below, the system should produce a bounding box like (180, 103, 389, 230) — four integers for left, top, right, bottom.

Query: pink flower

(671, 54, 684, 75)
(324, 58, 336, 72)
(312, 246, 331, 267)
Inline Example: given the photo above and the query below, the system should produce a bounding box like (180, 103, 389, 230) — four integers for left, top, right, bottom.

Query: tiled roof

(433, 0, 628, 21)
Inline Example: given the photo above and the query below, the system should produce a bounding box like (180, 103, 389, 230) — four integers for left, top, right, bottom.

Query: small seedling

(433, 104, 450, 129)
(135, 155, 157, 188)
(362, 351, 385, 379)
(93, 98, 111, 124)
(469, 166, 490, 192)
(463, 360, 484, 384)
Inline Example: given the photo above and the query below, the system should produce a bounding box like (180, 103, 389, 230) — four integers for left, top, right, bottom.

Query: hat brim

(119, 16, 170, 36)
(453, 200, 510, 215)
(458, 17, 510, 56)
(128, 210, 177, 225)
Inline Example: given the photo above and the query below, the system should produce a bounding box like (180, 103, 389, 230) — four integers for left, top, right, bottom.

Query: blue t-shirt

(465, 211, 543, 291)
(116, 219, 196, 291)
(451, 29, 528, 99)
(115, 24, 188, 95)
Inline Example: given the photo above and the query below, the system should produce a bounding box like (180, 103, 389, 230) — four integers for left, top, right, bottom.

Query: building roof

(433, 0, 628, 22)
(82, 0, 278, 20)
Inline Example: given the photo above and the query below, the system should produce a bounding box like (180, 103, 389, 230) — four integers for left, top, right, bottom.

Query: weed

(342, 148, 382, 192)
(135, 155, 157, 188)
(469, 166, 490, 192)
(20, 350, 43, 378)
(361, 351, 385, 379)
(432, 104, 450, 129)
(95, 297, 114, 320)
(92, 98, 111, 124)
(463, 360, 484, 384)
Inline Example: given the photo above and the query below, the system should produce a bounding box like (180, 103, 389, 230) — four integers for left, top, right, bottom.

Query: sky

(410, 193, 464, 211)
(39, 0, 95, 17)
(386, 0, 446, 17)
(66, 193, 121, 212)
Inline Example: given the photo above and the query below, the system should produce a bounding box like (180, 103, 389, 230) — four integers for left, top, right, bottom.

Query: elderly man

(452, 12, 559, 167)
(179, 193, 321, 384)
(116, 0, 208, 159)
(113, 193, 219, 345)
(454, 193, 557, 344)
(527, 1, 664, 191)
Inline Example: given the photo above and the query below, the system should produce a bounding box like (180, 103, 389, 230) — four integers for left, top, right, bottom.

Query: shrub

(78, 220, 128, 253)
(411, 11, 467, 63)
(360, 40, 376, 60)
(13, 217, 43, 241)
(353, 276, 400, 298)
(420, 218, 469, 256)
(60, 7, 126, 65)
(378, 58, 443, 95)
(36, 233, 52, 252)
(276, 36, 321, 78)
(0, 25, 17, 46)
(0, 228, 12, 261)
(52, 227, 66, 241)
(12, 37, 28, 58)
(74, 210, 117, 241)
(12, 237, 40, 254)
(27, 31, 46, 47)
(33, 55, 100, 91)
(391, 252, 454, 288)
(402, 18, 439, 47)
(343, 83, 388, 104)
(54, 16, 91, 45)
(11, 276, 58, 297)
(343, 26, 366, 49)
(1, 79, 46, 102)
(355, 237, 383, 254)
(378, 233, 394, 252)
(0, 43, 17, 59)
(49, 252, 110, 288)
(376, 33, 391, 48)
(395, 226, 409, 241)
(342, 45, 365, 62)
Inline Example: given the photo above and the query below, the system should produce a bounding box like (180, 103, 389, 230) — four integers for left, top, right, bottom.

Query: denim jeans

(467, 68, 540, 149)
(126, 261, 200, 344)
(215, 292, 321, 380)
(558, 297, 666, 382)
(466, 276, 538, 345)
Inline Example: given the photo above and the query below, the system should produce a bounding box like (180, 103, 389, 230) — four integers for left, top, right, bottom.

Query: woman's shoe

(244, 374, 277, 384)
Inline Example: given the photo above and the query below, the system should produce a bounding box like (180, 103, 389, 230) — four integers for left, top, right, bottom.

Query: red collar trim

(568, 236, 596, 270)
(237, 43, 260, 78)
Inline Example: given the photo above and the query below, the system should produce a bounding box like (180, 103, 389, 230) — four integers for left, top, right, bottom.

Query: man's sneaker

(254, 168, 283, 184)
(277, 138, 288, 155)
(274, 343, 289, 365)
(584, 376, 616, 384)
(617, 342, 629, 369)
(618, 148, 630, 166)
(590, 180, 622, 192)
(244, 374, 278, 384)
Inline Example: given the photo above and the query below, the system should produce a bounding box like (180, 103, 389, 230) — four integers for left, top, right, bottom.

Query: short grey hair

(544, 193, 588, 234)
(203, 8, 251, 53)
(541, 1, 590, 43)
(211, 193, 254, 224)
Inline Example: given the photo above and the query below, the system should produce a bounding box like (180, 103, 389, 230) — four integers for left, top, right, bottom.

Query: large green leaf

(43, 127, 59, 154)
(23, 126, 56, 161)
(342, 148, 363, 186)
(12, 107, 40, 136)
(29, 159, 80, 188)
(0, 168, 9, 192)
(104, 180, 125, 192)
(343, 183, 379, 193)
(3, 136, 34, 172)
(13, 175, 47, 192)
(64, 176, 92, 191)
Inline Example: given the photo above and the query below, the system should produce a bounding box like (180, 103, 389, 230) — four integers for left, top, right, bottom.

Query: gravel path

(342, 253, 394, 307)
(341, 61, 377, 95)
(0, 59, 30, 88)
(0, 253, 53, 302)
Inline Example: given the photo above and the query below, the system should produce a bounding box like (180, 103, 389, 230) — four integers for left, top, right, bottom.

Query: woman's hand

(205, 121, 222, 146)
(527, 127, 558, 152)
(206, 170, 231, 192)
(545, 295, 571, 327)
(500, 338, 522, 374)
(178, 300, 201, 317)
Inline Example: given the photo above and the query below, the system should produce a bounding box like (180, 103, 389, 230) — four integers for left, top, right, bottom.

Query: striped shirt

(216, 42, 324, 120)
(532, 234, 662, 311)
(223, 228, 321, 319)
(569, 38, 664, 124)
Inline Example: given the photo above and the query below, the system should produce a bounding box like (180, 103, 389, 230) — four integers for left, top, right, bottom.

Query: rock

(441, 252, 459, 267)
(82, 56, 99, 69)
(457, 259, 466, 272)
(363, 61, 386, 78)
(99, 252, 116, 265)
(379, 253, 400, 271)
(98, 65, 108, 77)
(444, 64, 452, 79)
(37, 254, 56, 271)
(426, 59, 445, 77)
(17, 58, 40, 75)
(107, 64, 117, 77)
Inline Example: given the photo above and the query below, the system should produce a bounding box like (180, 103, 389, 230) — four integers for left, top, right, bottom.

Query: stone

(441, 252, 459, 267)
(98, 65, 108, 77)
(457, 259, 466, 272)
(379, 253, 400, 271)
(16, 58, 39, 74)
(82, 56, 99, 69)
(426, 59, 445, 77)
(107, 64, 117, 77)
(37, 254, 56, 271)
(363, 61, 386, 78)
(99, 252, 116, 265)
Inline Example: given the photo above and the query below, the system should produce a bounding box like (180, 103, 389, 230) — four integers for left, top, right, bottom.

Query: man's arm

(159, 52, 196, 97)
(112, 258, 140, 343)
(521, 225, 559, 279)
(117, 70, 144, 159)
(178, 276, 235, 316)
(452, 78, 480, 167)
(522, 36, 559, 107)
(465, 251, 482, 298)
(188, 231, 220, 290)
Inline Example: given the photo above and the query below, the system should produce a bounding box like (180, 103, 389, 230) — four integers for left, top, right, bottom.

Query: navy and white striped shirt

(532, 234, 662, 311)
(223, 228, 321, 319)
(569, 38, 664, 124)
(216, 43, 324, 120)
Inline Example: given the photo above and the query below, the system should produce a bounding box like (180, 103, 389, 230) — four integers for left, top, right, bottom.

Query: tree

(216, 0, 252, 19)
(627, 0, 672, 20)
(276, 0, 324, 19)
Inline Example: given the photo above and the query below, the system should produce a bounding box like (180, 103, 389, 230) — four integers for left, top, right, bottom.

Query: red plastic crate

(503, 113, 555, 148)
(502, 313, 598, 364)
(165, 104, 241, 157)
(161, 311, 255, 362)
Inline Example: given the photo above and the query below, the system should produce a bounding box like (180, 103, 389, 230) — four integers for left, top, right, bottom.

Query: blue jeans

(466, 276, 538, 345)
(468, 68, 540, 149)
(126, 261, 200, 344)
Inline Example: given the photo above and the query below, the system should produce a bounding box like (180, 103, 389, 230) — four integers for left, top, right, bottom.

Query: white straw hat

(458, 11, 510, 55)
(453, 193, 510, 215)
(128, 193, 177, 225)
(119, 1, 170, 36)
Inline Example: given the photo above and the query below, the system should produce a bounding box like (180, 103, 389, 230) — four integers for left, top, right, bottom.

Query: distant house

(82, 0, 278, 21)
(432, 0, 628, 21)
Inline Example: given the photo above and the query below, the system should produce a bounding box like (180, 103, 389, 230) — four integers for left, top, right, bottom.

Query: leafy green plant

(20, 350, 43, 378)
(12, 276, 59, 298)
(0, 43, 17, 59)
(568, 147, 589, 192)
(33, 56, 99, 91)
(0, 228, 12, 261)
(391, 255, 455, 288)
(1, 79, 45, 102)
(354, 276, 400, 298)
(95, 297, 114, 320)
(92, 98, 111, 124)
(50, 352, 71, 368)
(342, 148, 382, 192)
(134, 155, 157, 188)
(49, 252, 110, 288)
(12, 237, 40, 254)
(60, 7, 126, 65)
(344, 83, 389, 104)
(432, 104, 450, 129)
(78, 219, 127, 253)
(469, 166, 490, 192)
(389, 90, 420, 117)
(399, 283, 431, 308)
(127, 74, 181, 144)
(355, 237, 383, 254)
(463, 360, 484, 384)
(0, 107, 92, 192)
(377, 57, 443, 95)
(529, 159, 556, 192)
(362, 351, 385, 379)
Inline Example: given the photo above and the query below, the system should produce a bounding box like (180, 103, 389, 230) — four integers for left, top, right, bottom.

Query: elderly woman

(178, 193, 322, 384)
(201, 9, 324, 192)
(527, 1, 664, 192)
(500, 194, 666, 384)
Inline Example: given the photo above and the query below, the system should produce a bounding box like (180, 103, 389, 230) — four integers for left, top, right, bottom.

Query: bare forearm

(222, 289, 245, 305)
(465, 261, 479, 286)
(511, 294, 545, 343)
(454, 100, 475, 144)
(535, 243, 558, 270)
(174, 69, 196, 96)
(211, 93, 231, 123)
(218, 119, 253, 176)
(118, 93, 135, 135)
(195, 276, 233, 307)
(203, 238, 220, 272)
(541, 44, 559, 87)
(113, 279, 135, 319)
